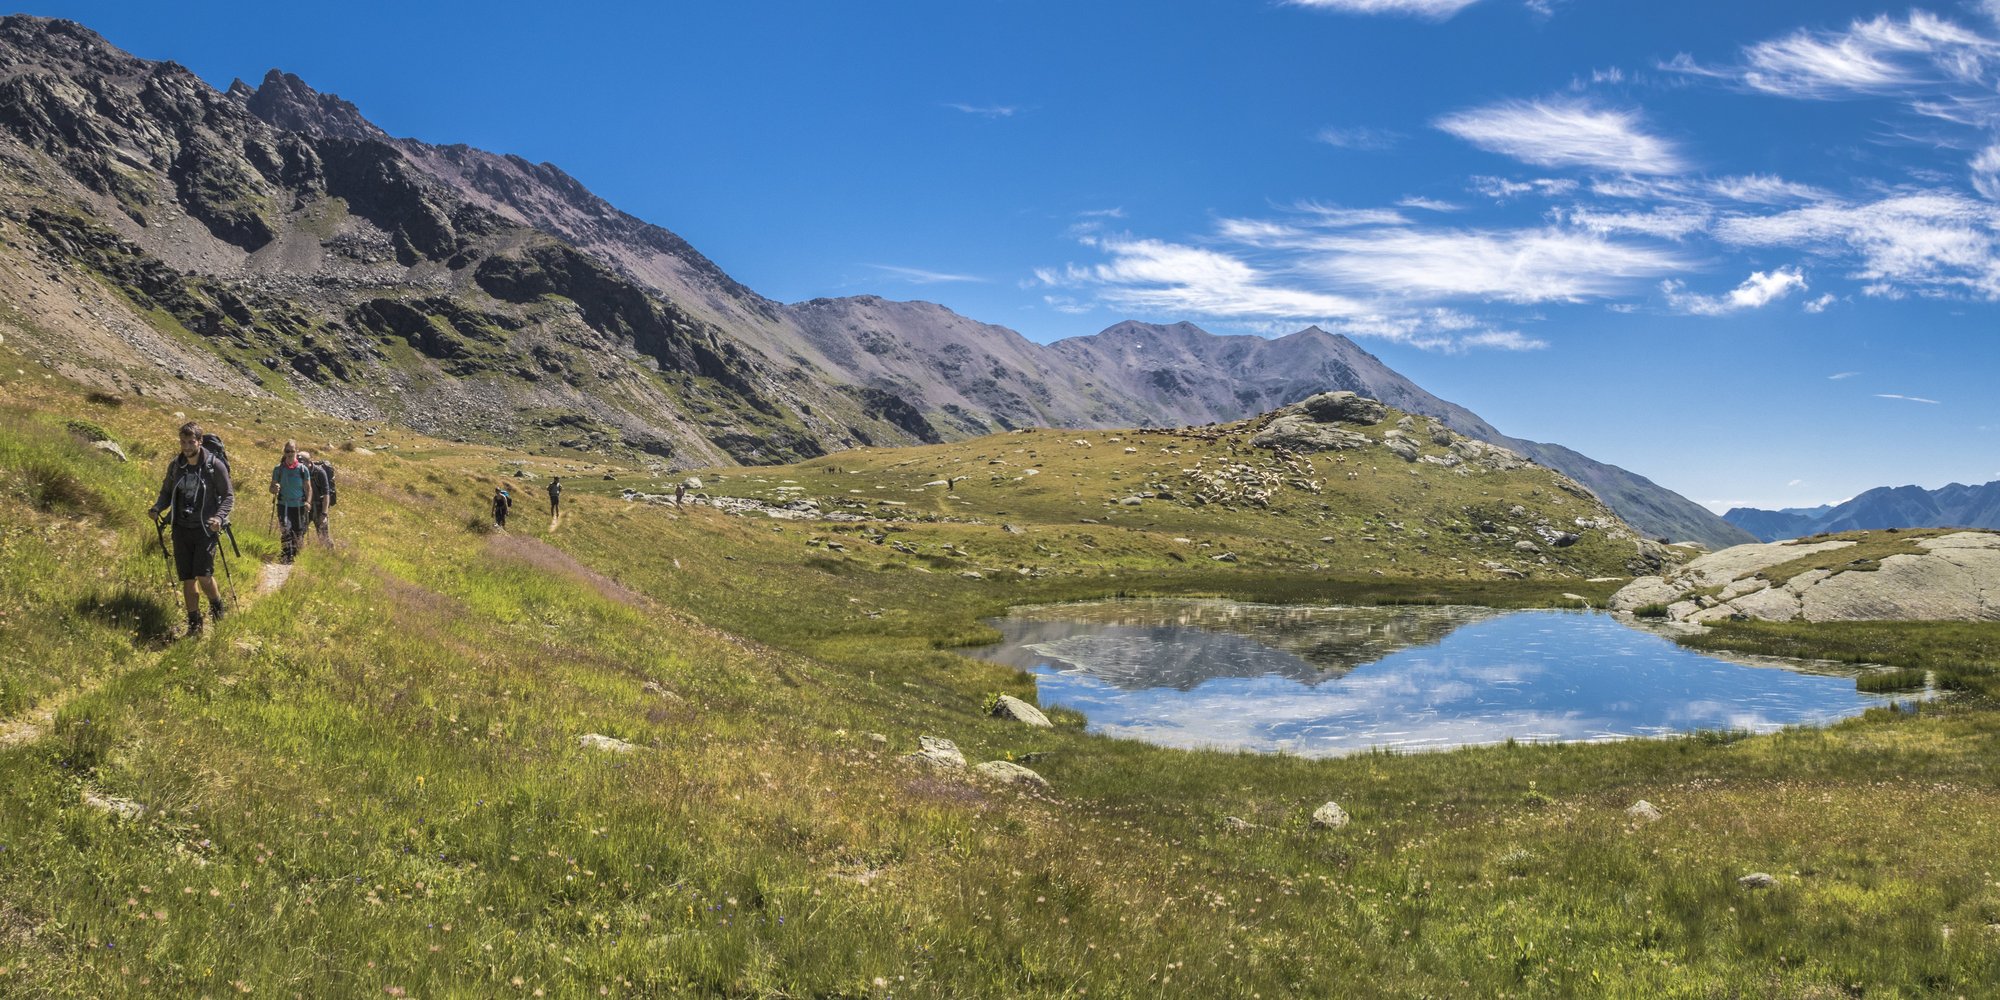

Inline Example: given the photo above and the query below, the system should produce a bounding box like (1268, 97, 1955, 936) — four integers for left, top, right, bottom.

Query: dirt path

(0, 560, 296, 749)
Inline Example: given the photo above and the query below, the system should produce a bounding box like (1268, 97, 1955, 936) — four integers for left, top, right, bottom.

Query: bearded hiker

(269, 439, 313, 564)
(146, 420, 234, 636)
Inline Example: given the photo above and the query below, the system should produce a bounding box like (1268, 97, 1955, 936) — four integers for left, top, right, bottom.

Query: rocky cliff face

(0, 14, 1748, 547)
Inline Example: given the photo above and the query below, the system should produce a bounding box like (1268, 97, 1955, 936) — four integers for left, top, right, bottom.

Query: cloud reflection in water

(968, 601, 1898, 756)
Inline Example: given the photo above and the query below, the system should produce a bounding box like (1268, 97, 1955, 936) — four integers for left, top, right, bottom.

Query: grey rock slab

(1727, 585, 1804, 622)
(1739, 872, 1779, 890)
(991, 694, 1053, 728)
(579, 733, 638, 753)
(91, 439, 128, 462)
(973, 760, 1051, 791)
(1610, 576, 1680, 612)
(908, 736, 966, 770)
(1625, 800, 1662, 824)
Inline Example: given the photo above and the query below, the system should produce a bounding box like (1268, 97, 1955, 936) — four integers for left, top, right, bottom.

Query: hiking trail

(0, 558, 297, 749)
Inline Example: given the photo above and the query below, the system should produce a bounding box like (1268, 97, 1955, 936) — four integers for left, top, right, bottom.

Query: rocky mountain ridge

(0, 14, 1748, 547)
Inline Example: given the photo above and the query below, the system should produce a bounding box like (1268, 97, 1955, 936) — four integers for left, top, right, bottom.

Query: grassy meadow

(3, 365, 2000, 998)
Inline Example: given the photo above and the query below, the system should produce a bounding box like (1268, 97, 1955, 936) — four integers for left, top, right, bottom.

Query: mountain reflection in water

(967, 600, 1899, 756)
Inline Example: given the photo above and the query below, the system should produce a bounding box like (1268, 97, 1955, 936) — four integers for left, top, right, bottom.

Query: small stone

(82, 790, 144, 820)
(92, 439, 129, 462)
(991, 694, 1053, 728)
(578, 733, 638, 753)
(907, 735, 966, 770)
(974, 760, 1051, 791)
(1212, 552, 1239, 563)
(1625, 800, 1662, 824)
(1739, 872, 1779, 890)
(1310, 801, 1350, 830)
(640, 681, 682, 702)
(1223, 816, 1257, 832)
(866, 732, 889, 745)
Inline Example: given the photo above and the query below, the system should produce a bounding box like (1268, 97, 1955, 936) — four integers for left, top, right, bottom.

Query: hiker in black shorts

(147, 421, 234, 635)
(493, 485, 512, 529)
(548, 477, 562, 517)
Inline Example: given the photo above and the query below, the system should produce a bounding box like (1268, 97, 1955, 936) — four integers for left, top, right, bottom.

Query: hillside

(0, 14, 1746, 549)
(8, 352, 2000, 995)
(1725, 482, 2000, 541)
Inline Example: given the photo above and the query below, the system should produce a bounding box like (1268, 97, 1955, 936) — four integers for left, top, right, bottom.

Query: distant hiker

(269, 439, 313, 564)
(493, 485, 513, 529)
(673, 482, 687, 509)
(147, 421, 234, 634)
(300, 450, 333, 546)
(548, 476, 563, 517)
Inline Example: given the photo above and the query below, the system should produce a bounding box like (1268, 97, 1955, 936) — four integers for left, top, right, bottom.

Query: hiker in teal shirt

(269, 439, 314, 564)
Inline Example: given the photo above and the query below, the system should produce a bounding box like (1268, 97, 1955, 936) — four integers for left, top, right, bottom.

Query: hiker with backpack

(300, 450, 334, 546)
(493, 485, 512, 529)
(547, 476, 562, 517)
(146, 421, 234, 635)
(270, 440, 313, 564)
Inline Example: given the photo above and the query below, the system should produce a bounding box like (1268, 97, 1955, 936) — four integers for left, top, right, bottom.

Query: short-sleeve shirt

(273, 462, 310, 506)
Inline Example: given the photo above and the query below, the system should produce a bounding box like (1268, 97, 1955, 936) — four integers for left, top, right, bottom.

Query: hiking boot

(209, 598, 226, 623)
(186, 612, 205, 637)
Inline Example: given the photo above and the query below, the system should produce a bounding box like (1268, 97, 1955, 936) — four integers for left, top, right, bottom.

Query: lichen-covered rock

(1310, 801, 1350, 830)
(1625, 800, 1662, 824)
(991, 694, 1053, 728)
(1300, 391, 1387, 425)
(907, 735, 966, 770)
(973, 760, 1051, 791)
(578, 733, 638, 753)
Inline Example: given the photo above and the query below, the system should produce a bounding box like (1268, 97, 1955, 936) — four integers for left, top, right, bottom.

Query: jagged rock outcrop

(1612, 531, 2000, 623)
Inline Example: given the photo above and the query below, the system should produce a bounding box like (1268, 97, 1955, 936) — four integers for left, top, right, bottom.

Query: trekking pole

(212, 527, 238, 605)
(222, 522, 242, 558)
(154, 516, 176, 588)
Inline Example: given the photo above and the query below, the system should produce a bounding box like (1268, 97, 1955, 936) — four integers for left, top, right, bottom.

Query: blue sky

(30, 0, 2000, 511)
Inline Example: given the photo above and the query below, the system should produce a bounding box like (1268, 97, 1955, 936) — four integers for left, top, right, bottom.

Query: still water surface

(968, 599, 1900, 756)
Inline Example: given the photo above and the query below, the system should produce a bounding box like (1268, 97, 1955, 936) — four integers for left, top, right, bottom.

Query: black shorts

(173, 529, 216, 582)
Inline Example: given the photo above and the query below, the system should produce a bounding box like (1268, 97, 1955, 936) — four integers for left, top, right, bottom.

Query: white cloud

(1044, 236, 1372, 320)
(1828, 371, 1860, 379)
(1708, 174, 1829, 204)
(1804, 293, 1838, 312)
(1876, 393, 1942, 403)
(1283, 225, 1689, 303)
(1286, 0, 1482, 18)
(872, 264, 986, 284)
(1397, 196, 1463, 212)
(1564, 206, 1712, 241)
(1787, 478, 1804, 487)
(1712, 191, 2000, 298)
(1470, 175, 1579, 200)
(943, 102, 1019, 118)
(1973, 145, 2000, 200)
(1660, 267, 1808, 315)
(1739, 13, 1999, 99)
(1435, 99, 1690, 174)
(1315, 126, 1404, 150)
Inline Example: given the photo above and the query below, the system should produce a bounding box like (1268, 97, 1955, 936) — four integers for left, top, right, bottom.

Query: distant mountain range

(1724, 482, 2000, 541)
(0, 15, 1752, 549)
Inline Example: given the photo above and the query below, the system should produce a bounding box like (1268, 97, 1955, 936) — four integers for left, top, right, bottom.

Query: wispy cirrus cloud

(1804, 293, 1838, 312)
(1397, 196, 1463, 212)
(1828, 371, 1860, 379)
(943, 102, 1019, 118)
(1876, 392, 1942, 403)
(1436, 99, 1690, 174)
(1735, 13, 1998, 99)
(1660, 267, 1807, 315)
(1315, 126, 1405, 150)
(871, 264, 987, 284)
(1563, 205, 1712, 241)
(1286, 0, 1482, 19)
(1711, 191, 2000, 298)
(1470, 176, 1578, 201)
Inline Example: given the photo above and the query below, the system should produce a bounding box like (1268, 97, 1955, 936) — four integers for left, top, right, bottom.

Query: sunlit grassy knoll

(5, 368, 2000, 996)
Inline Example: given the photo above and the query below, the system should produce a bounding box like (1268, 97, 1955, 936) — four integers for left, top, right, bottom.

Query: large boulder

(1611, 531, 2000, 623)
(1300, 391, 1387, 425)
(1248, 413, 1371, 453)
(991, 694, 1053, 728)
(906, 735, 966, 770)
(973, 760, 1051, 791)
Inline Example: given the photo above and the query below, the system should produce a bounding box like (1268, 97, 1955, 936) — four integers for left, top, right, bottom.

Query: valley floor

(4, 371, 2000, 998)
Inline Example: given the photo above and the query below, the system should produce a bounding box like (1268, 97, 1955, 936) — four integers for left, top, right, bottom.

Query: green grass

(5, 368, 2000, 997)
(1753, 529, 1959, 587)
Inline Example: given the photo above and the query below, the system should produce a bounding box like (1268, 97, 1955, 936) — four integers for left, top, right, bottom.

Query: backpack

(320, 460, 337, 507)
(201, 432, 231, 476)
